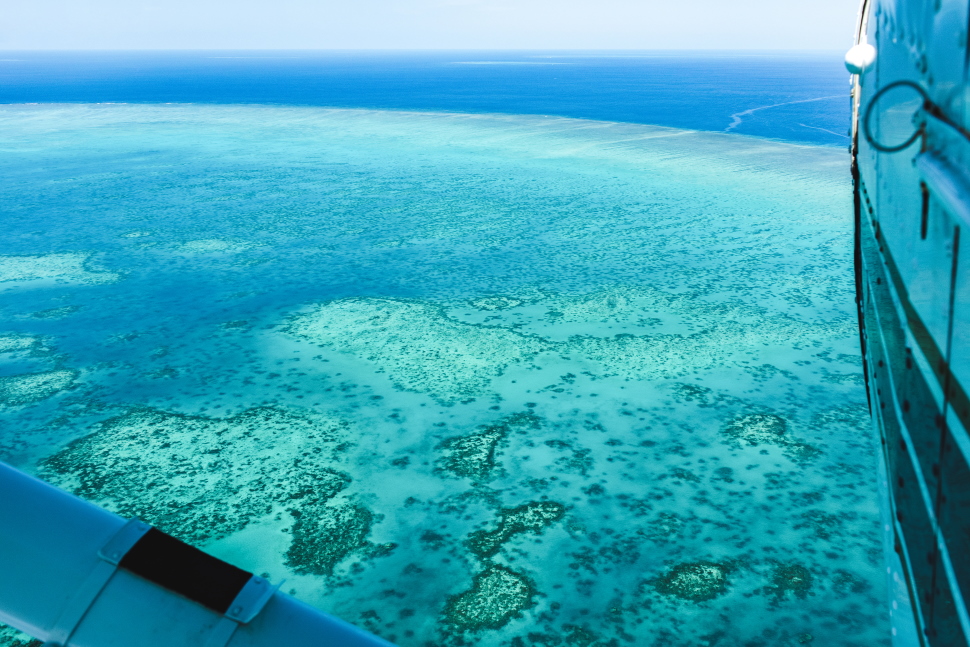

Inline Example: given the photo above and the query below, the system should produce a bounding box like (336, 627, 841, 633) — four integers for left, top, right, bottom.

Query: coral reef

(653, 562, 730, 602)
(0, 336, 38, 353)
(287, 503, 375, 576)
(470, 296, 524, 311)
(722, 412, 821, 463)
(437, 412, 540, 481)
(0, 370, 76, 406)
(723, 413, 788, 446)
(466, 501, 566, 558)
(287, 298, 550, 403)
(41, 407, 355, 546)
(0, 625, 39, 647)
(0, 253, 118, 285)
(0, 105, 888, 647)
(445, 565, 535, 631)
(643, 512, 684, 543)
(766, 563, 813, 601)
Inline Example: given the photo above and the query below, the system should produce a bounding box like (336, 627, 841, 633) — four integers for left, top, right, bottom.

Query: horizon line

(0, 47, 846, 53)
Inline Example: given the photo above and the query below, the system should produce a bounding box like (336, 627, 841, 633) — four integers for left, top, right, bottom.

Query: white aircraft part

(845, 43, 877, 74)
(0, 462, 395, 647)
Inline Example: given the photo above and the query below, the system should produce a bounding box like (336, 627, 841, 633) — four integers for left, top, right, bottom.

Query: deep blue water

(0, 50, 851, 146)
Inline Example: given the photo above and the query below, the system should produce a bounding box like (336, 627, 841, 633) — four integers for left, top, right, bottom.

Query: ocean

(0, 51, 850, 146)
(0, 52, 888, 647)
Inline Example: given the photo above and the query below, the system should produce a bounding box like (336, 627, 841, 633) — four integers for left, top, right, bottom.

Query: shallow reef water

(0, 105, 887, 646)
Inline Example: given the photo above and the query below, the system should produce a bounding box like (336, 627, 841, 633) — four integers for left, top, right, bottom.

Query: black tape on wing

(119, 528, 252, 614)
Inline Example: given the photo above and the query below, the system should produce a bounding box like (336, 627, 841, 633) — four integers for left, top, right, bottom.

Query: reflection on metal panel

(953, 238, 970, 422)
(850, 0, 970, 643)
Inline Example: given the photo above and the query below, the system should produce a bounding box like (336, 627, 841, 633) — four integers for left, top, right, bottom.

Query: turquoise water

(0, 104, 887, 646)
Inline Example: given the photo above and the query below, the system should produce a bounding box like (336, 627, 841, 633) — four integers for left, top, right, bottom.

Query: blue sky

(4, 0, 859, 50)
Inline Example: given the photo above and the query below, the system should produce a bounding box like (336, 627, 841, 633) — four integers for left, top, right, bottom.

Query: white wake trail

(797, 122, 850, 139)
(725, 95, 844, 131)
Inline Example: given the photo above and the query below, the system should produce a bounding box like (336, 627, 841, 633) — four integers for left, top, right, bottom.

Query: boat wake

(798, 122, 850, 139)
(725, 95, 844, 131)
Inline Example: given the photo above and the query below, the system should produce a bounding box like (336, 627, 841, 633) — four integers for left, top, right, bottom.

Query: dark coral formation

(437, 412, 541, 481)
(722, 412, 821, 464)
(466, 501, 566, 558)
(783, 442, 823, 464)
(723, 413, 788, 446)
(795, 510, 843, 540)
(643, 512, 684, 543)
(563, 625, 599, 646)
(672, 382, 714, 403)
(41, 406, 381, 577)
(469, 296, 524, 311)
(0, 624, 40, 647)
(0, 369, 77, 406)
(545, 439, 594, 476)
(445, 565, 535, 631)
(653, 561, 730, 602)
(766, 563, 813, 601)
(287, 503, 375, 576)
(670, 382, 741, 408)
(42, 406, 351, 543)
